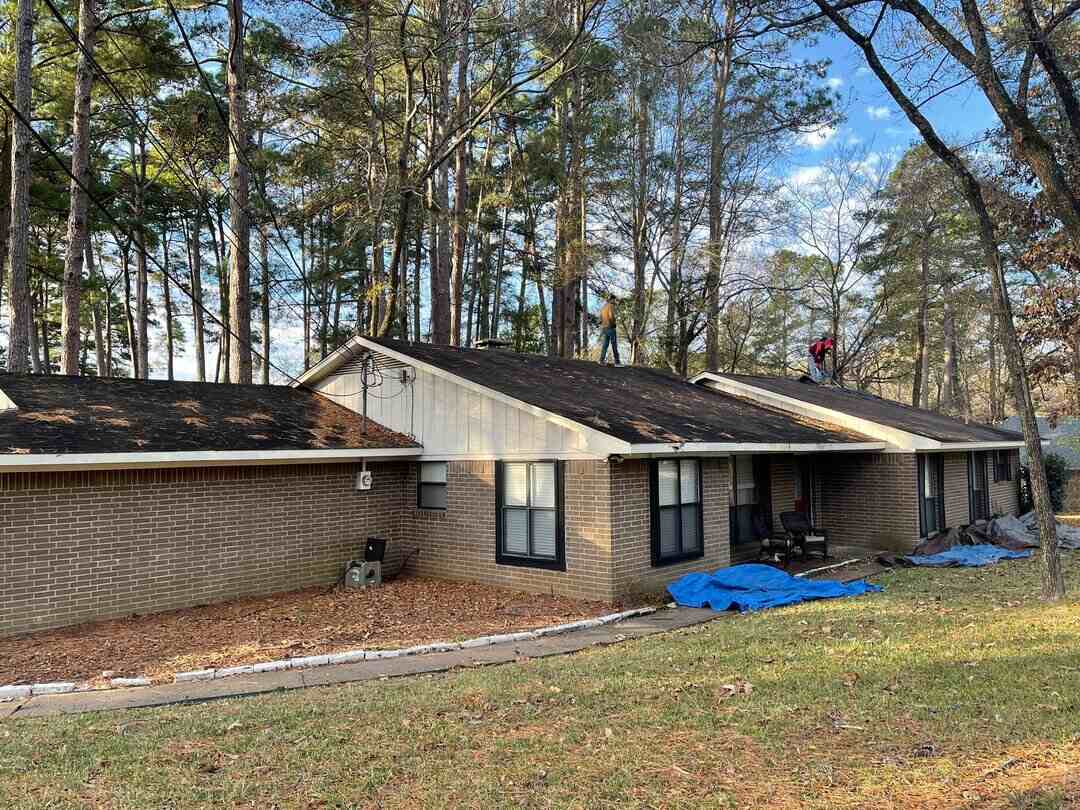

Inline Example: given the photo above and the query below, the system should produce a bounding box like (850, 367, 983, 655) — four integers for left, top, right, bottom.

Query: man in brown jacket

(599, 293, 620, 365)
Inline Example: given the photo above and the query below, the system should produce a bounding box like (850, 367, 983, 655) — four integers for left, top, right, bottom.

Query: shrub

(1044, 452, 1070, 513)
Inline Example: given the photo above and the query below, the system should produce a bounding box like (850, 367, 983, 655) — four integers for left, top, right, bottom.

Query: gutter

(623, 441, 888, 458)
(0, 447, 422, 473)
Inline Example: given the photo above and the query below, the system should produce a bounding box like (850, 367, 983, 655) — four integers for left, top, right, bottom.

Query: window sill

(496, 554, 566, 572)
(651, 549, 704, 568)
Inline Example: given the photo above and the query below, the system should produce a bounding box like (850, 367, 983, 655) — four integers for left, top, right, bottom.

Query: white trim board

(691, 373, 1022, 452)
(298, 337, 631, 456)
(0, 386, 16, 413)
(624, 441, 888, 457)
(0, 447, 422, 473)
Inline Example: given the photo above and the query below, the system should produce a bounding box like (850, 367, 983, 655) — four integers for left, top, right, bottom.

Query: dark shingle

(365, 339, 877, 446)
(0, 373, 418, 455)
(721, 374, 1022, 444)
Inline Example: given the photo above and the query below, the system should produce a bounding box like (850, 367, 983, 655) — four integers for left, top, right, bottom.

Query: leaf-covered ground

(1, 578, 627, 686)
(2, 554, 1079, 809)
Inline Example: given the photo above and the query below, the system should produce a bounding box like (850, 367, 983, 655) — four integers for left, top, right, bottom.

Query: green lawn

(3, 555, 1080, 809)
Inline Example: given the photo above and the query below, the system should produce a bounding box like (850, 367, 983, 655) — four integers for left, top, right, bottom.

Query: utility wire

(0, 83, 305, 386)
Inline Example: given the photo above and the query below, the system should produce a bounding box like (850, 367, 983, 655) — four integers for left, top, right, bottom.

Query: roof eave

(623, 441, 889, 458)
(691, 372, 1018, 450)
(0, 386, 17, 413)
(0, 446, 422, 473)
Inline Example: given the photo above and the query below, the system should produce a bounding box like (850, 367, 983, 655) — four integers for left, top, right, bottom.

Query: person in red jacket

(808, 335, 834, 382)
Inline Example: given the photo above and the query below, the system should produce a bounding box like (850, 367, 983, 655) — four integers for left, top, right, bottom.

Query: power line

(0, 83, 304, 386)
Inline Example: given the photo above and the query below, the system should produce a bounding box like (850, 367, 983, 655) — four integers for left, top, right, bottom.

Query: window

(731, 455, 757, 506)
(994, 450, 1013, 483)
(651, 459, 704, 566)
(918, 454, 945, 537)
(417, 462, 448, 510)
(496, 461, 564, 569)
(969, 451, 990, 522)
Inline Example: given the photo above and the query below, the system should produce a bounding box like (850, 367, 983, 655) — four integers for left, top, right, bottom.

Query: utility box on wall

(344, 560, 382, 589)
(355, 470, 373, 490)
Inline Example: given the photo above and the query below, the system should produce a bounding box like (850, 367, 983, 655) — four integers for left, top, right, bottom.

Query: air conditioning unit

(356, 470, 373, 490)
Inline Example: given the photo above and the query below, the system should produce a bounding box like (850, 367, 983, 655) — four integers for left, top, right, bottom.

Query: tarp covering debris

(878, 511, 1079, 568)
(666, 564, 882, 613)
(900, 545, 1032, 568)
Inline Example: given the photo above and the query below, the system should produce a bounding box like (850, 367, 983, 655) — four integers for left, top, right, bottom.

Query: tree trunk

(941, 276, 957, 413)
(666, 65, 686, 371)
(121, 245, 137, 378)
(29, 289, 42, 373)
(260, 225, 270, 384)
(0, 114, 11, 321)
(705, 0, 735, 370)
(6, 0, 34, 373)
(87, 239, 106, 376)
(60, 0, 98, 375)
(131, 133, 150, 380)
(449, 14, 471, 346)
(631, 44, 649, 365)
(162, 228, 174, 380)
(189, 211, 206, 382)
(914, 243, 930, 408)
(227, 0, 252, 384)
(413, 217, 422, 340)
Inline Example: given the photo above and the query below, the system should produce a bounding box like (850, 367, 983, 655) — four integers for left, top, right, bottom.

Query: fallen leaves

(1, 577, 631, 685)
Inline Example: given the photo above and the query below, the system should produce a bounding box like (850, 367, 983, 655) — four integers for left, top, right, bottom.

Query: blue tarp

(905, 544, 1032, 567)
(666, 564, 882, 613)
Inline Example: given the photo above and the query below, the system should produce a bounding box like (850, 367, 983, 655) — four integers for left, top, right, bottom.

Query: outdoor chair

(779, 511, 830, 562)
(755, 509, 799, 567)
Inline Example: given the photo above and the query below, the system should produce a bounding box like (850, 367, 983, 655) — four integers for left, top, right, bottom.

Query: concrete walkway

(0, 606, 721, 721)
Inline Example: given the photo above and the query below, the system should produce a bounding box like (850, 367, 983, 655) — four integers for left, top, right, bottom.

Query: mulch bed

(1, 577, 631, 687)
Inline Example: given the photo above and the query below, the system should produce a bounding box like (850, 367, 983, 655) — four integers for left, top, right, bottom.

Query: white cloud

(797, 124, 837, 150)
(789, 165, 824, 186)
(855, 66, 872, 76)
(827, 77, 844, 89)
(866, 105, 891, 120)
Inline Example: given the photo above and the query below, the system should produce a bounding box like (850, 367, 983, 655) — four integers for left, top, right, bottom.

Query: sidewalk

(1, 606, 719, 721)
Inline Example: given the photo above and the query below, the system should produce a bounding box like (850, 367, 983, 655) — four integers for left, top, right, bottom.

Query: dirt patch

(0, 577, 630, 686)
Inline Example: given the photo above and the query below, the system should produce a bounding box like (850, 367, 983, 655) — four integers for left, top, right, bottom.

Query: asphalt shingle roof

(364, 339, 878, 446)
(719, 374, 1023, 444)
(0, 373, 418, 455)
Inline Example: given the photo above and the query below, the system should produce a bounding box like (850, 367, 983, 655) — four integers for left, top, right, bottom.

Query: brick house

(299, 338, 1023, 597)
(1, 339, 1024, 637)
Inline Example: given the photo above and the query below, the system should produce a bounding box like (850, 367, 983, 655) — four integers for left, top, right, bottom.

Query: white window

(418, 462, 448, 510)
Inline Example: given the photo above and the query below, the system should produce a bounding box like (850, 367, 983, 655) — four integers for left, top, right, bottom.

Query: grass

(3, 555, 1080, 809)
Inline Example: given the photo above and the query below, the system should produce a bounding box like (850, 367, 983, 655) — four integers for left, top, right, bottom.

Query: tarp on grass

(901, 544, 1032, 568)
(666, 564, 882, 613)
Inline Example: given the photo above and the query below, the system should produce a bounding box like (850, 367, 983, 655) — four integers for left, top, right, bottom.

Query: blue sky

(786, 33, 1000, 168)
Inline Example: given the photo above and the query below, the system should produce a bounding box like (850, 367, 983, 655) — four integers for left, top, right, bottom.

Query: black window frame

(417, 461, 449, 510)
(650, 458, 706, 567)
(993, 449, 1013, 483)
(969, 451, 990, 522)
(917, 453, 946, 537)
(495, 460, 566, 571)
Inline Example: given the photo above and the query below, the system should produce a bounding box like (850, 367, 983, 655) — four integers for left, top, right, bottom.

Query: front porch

(727, 451, 921, 565)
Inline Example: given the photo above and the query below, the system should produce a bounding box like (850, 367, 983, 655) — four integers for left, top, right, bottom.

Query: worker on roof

(599, 293, 621, 366)
(808, 334, 834, 383)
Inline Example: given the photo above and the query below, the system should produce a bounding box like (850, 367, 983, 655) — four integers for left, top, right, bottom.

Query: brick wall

(401, 460, 618, 601)
(816, 453, 920, 552)
(770, 456, 796, 530)
(0, 463, 406, 638)
(610, 458, 730, 598)
(402, 458, 729, 601)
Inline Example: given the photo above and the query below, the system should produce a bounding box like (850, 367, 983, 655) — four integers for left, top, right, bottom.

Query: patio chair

(779, 511, 830, 561)
(755, 509, 799, 567)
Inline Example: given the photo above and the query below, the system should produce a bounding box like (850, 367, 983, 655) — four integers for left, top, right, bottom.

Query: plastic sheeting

(666, 564, 882, 613)
(902, 544, 1033, 568)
